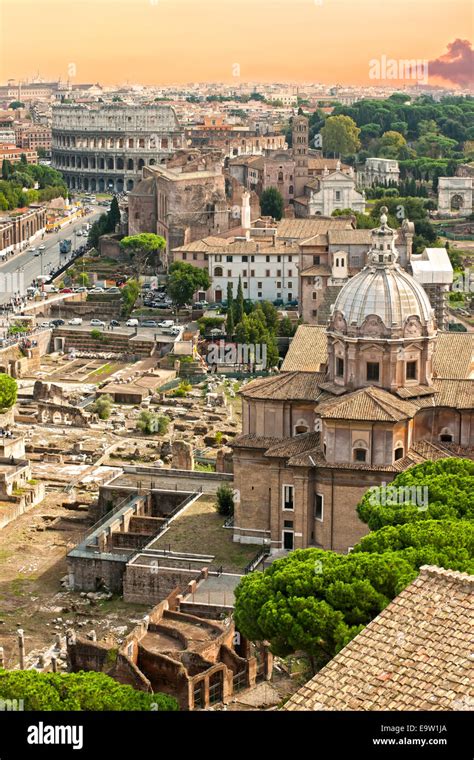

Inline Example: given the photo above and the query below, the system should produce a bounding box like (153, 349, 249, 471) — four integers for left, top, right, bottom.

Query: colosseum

(51, 103, 185, 193)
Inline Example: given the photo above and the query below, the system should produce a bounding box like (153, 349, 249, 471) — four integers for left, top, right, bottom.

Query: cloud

(428, 39, 474, 87)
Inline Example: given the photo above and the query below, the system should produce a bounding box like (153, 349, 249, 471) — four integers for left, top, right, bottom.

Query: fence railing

(244, 544, 271, 574)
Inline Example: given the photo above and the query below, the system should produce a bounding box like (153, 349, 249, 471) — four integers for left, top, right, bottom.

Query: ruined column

(51, 656, 57, 673)
(0, 646, 4, 668)
(18, 629, 25, 670)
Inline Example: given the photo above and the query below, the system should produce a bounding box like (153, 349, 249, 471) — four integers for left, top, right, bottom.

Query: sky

(0, 0, 472, 87)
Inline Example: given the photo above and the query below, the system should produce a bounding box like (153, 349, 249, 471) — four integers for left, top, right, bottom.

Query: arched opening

(126, 179, 134, 191)
(214, 266, 223, 277)
(138, 158, 145, 170)
(116, 158, 124, 170)
(294, 420, 309, 436)
(439, 427, 454, 443)
(149, 158, 156, 165)
(451, 194, 464, 211)
(99, 158, 105, 170)
(98, 178, 105, 192)
(116, 179, 124, 193)
(107, 157, 114, 170)
(394, 443, 404, 460)
(127, 158, 134, 171)
(278, 171, 284, 182)
(353, 440, 368, 463)
(90, 178, 97, 191)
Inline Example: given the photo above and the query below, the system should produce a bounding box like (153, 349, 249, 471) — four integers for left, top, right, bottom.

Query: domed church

(232, 209, 474, 553)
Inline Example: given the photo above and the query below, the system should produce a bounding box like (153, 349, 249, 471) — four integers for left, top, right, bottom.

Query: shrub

(137, 411, 170, 435)
(216, 483, 234, 516)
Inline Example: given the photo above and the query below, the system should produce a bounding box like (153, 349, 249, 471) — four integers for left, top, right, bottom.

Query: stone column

(18, 629, 25, 670)
(0, 646, 4, 668)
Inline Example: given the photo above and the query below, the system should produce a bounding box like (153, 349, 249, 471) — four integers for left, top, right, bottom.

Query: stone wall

(67, 555, 127, 593)
(123, 563, 201, 605)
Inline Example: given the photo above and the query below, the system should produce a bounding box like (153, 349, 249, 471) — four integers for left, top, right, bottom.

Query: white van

(158, 320, 174, 329)
(126, 318, 139, 327)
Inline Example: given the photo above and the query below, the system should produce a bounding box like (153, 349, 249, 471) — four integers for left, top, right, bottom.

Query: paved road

(54, 322, 180, 341)
(0, 206, 102, 305)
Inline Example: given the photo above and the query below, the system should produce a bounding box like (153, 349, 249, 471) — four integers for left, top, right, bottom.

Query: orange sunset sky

(0, 0, 472, 86)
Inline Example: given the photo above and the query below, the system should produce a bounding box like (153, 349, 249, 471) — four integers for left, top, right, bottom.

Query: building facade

(438, 177, 473, 215)
(294, 164, 365, 218)
(231, 209, 474, 553)
(52, 104, 185, 193)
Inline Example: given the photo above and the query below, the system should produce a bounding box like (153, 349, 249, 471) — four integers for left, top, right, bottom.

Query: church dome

(330, 208, 435, 334)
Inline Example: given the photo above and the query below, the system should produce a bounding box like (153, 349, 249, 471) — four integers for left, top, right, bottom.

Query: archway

(451, 194, 464, 211)
(126, 179, 134, 191)
(98, 178, 105, 192)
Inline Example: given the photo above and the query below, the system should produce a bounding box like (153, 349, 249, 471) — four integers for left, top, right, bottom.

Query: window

(288, 282, 292, 289)
(336, 357, 344, 377)
(214, 266, 223, 277)
(266, 255, 270, 263)
(288, 256, 292, 262)
(312, 309, 318, 317)
(406, 361, 417, 380)
(242, 256, 248, 262)
(354, 448, 367, 463)
(257, 282, 262, 288)
(277, 293, 281, 298)
(335, 190, 341, 201)
(288, 269, 293, 277)
(282, 485, 294, 510)
(227, 270, 232, 277)
(243, 270, 247, 277)
(277, 269, 282, 277)
(288, 293, 292, 300)
(226, 255, 232, 262)
(243, 282, 248, 288)
(314, 494, 323, 521)
(283, 520, 294, 529)
(258, 292, 262, 298)
(266, 269, 270, 277)
(182, 252, 187, 260)
(277, 256, 282, 263)
(215, 255, 222, 262)
(367, 362, 380, 382)
(394, 447, 404, 460)
(313, 255, 320, 265)
(251, 256, 255, 263)
(277, 282, 282, 288)
(336, 258, 339, 267)
(312, 292, 318, 300)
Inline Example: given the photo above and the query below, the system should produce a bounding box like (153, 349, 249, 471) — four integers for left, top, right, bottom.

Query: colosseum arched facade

(52, 104, 185, 193)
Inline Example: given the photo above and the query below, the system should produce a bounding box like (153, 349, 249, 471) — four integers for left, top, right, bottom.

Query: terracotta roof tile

(283, 566, 474, 711)
(281, 325, 328, 372)
(240, 371, 326, 401)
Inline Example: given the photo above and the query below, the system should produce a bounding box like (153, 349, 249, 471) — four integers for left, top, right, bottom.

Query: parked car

(39, 321, 52, 328)
(109, 319, 120, 327)
(60, 288, 73, 293)
(194, 300, 208, 309)
(74, 286, 88, 293)
(169, 326, 181, 336)
(33, 250, 41, 257)
(89, 287, 104, 293)
(158, 320, 174, 329)
(140, 320, 158, 328)
(273, 298, 284, 307)
(90, 319, 105, 327)
(76, 230, 83, 236)
(51, 319, 65, 327)
(126, 318, 139, 327)
(68, 318, 83, 325)
(106, 287, 121, 294)
(29, 247, 37, 254)
(38, 244, 46, 251)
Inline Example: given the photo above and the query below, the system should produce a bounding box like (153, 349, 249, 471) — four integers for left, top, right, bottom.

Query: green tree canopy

(0, 374, 17, 410)
(357, 458, 474, 530)
(321, 115, 361, 156)
(120, 233, 166, 278)
(0, 669, 178, 711)
(260, 187, 284, 220)
(167, 261, 210, 308)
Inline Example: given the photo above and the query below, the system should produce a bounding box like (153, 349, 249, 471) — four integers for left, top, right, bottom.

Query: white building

(358, 157, 400, 188)
(438, 177, 473, 215)
(295, 163, 365, 217)
(410, 246, 453, 329)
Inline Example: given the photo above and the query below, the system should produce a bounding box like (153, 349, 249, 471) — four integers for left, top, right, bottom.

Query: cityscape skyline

(0, 0, 473, 88)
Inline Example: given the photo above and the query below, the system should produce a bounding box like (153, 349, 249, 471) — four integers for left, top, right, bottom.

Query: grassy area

(157, 497, 256, 573)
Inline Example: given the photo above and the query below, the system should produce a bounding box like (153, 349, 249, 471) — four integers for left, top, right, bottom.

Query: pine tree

(233, 276, 244, 324)
(107, 195, 121, 233)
